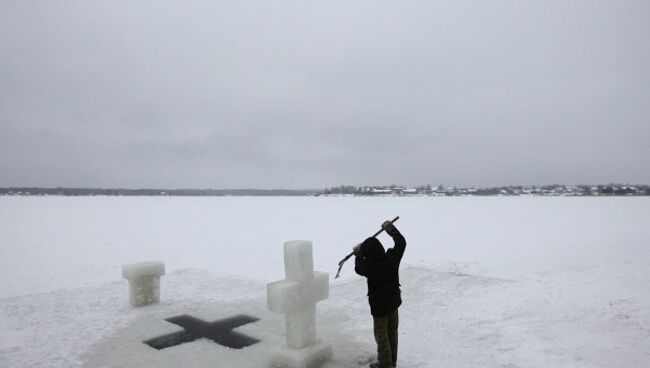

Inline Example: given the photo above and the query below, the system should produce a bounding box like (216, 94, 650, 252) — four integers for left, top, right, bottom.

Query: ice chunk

(267, 274, 329, 317)
(267, 240, 332, 367)
(267, 279, 301, 313)
(285, 306, 316, 349)
(283, 240, 314, 280)
(121, 261, 165, 279)
(311, 271, 329, 302)
(121, 261, 165, 307)
(271, 342, 333, 368)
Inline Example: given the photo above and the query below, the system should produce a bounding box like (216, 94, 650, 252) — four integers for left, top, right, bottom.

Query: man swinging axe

(344, 217, 407, 368)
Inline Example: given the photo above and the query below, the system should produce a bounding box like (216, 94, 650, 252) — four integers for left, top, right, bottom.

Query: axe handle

(370, 216, 400, 238)
(334, 216, 400, 279)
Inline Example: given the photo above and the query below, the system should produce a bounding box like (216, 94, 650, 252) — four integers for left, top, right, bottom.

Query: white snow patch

(1, 197, 649, 367)
(0, 262, 648, 367)
(1, 196, 649, 298)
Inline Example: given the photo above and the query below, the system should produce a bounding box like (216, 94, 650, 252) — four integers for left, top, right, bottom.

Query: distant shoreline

(0, 188, 316, 197)
(1, 185, 649, 197)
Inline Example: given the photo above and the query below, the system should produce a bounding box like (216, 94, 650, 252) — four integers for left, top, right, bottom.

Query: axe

(334, 216, 400, 279)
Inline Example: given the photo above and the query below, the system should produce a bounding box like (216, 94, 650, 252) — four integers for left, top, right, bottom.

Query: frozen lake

(2, 196, 649, 368)
(1, 196, 649, 298)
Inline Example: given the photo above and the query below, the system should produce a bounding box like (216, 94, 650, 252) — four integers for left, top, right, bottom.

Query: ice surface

(2, 197, 650, 367)
(121, 261, 165, 307)
(267, 240, 332, 367)
(2, 257, 650, 367)
(2, 196, 650, 297)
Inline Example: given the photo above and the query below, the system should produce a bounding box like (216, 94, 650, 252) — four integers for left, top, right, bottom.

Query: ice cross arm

(267, 271, 329, 313)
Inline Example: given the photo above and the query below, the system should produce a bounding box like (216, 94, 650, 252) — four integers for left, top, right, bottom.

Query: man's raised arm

(383, 221, 406, 260)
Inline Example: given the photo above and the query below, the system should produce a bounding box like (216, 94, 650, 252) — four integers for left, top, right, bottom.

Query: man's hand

(382, 220, 398, 235)
(352, 244, 362, 256)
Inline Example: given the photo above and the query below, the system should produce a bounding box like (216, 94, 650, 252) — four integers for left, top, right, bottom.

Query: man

(354, 220, 407, 368)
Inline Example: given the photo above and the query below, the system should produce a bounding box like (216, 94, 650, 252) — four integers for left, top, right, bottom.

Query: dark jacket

(354, 230, 407, 317)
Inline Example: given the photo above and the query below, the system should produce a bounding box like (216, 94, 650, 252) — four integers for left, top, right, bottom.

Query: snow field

(2, 262, 648, 367)
(1, 196, 649, 298)
(1, 196, 649, 367)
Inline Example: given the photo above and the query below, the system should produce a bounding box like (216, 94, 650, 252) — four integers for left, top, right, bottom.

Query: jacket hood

(361, 237, 386, 261)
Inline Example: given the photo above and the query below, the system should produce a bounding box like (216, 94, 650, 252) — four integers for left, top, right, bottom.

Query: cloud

(1, 0, 649, 188)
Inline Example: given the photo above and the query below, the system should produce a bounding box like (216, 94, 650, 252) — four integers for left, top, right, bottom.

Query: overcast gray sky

(1, 1, 648, 189)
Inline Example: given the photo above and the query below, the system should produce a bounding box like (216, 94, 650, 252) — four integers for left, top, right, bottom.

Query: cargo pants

(373, 309, 399, 368)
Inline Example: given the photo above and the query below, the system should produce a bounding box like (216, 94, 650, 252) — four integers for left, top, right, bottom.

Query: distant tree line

(322, 184, 650, 196)
(0, 187, 316, 196)
(324, 185, 360, 194)
(2, 184, 650, 197)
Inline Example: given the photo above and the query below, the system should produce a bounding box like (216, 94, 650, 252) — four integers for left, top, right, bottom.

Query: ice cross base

(267, 240, 332, 368)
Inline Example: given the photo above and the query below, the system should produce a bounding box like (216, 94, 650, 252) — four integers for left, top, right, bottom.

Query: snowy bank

(1, 261, 649, 368)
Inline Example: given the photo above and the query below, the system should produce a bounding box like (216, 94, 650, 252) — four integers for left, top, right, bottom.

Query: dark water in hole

(144, 314, 261, 350)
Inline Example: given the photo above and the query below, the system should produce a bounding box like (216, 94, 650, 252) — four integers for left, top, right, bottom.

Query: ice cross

(144, 314, 260, 350)
(267, 240, 332, 368)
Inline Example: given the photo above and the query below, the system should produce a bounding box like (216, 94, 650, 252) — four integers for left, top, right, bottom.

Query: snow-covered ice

(122, 261, 165, 307)
(267, 240, 332, 368)
(0, 196, 649, 367)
